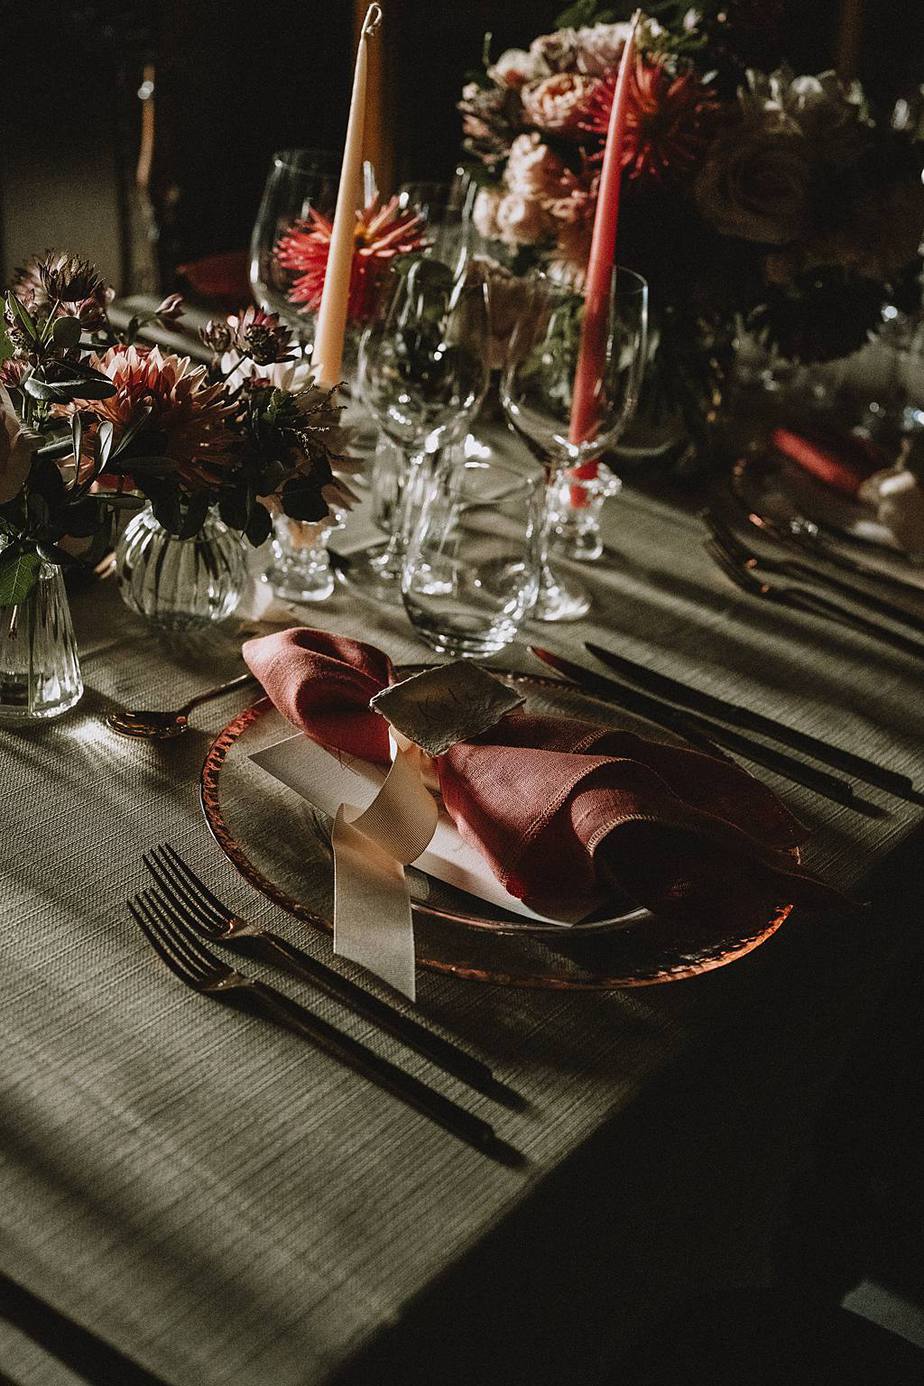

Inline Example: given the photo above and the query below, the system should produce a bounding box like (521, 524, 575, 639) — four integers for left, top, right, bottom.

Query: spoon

(107, 672, 258, 739)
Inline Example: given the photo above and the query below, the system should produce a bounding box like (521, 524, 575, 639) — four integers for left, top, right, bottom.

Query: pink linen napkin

(244, 628, 842, 924)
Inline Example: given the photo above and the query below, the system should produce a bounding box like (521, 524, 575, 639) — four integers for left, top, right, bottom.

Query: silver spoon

(107, 672, 258, 739)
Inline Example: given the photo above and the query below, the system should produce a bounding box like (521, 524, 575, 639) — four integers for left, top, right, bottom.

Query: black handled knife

(584, 642, 915, 802)
(529, 646, 856, 808)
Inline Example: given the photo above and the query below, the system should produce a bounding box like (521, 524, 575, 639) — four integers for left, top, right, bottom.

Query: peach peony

(521, 73, 598, 135)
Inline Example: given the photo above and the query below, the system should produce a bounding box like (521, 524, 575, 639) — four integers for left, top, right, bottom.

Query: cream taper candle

(311, 3, 383, 389)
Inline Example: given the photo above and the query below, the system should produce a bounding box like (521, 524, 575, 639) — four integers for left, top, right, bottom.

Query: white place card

(250, 732, 595, 927)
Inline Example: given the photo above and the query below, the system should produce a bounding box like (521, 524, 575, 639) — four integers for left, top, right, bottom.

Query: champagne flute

(500, 266, 648, 621)
(347, 258, 491, 600)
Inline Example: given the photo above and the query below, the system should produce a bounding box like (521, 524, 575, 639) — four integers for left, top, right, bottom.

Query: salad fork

(141, 843, 498, 1098)
(704, 510, 923, 634)
(705, 536, 924, 661)
(129, 888, 518, 1162)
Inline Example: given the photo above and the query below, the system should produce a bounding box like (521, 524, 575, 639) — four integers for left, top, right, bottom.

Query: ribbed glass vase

(0, 554, 83, 722)
(116, 506, 246, 629)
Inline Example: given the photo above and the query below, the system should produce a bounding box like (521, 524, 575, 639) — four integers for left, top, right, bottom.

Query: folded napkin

(772, 426, 889, 497)
(245, 628, 841, 930)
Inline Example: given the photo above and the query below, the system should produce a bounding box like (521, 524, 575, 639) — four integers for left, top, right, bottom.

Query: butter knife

(529, 646, 856, 808)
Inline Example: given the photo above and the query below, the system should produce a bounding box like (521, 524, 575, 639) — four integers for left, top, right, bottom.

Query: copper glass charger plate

(200, 671, 794, 989)
(734, 453, 924, 585)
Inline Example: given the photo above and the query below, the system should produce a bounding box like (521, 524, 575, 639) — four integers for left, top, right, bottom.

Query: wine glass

(500, 266, 648, 620)
(396, 177, 483, 279)
(249, 148, 340, 341)
(346, 258, 491, 600)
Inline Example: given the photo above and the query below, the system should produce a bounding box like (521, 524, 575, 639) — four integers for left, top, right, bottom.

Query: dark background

(0, 0, 920, 292)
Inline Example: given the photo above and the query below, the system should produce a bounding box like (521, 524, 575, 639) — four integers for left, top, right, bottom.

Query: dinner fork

(129, 889, 518, 1162)
(705, 535, 924, 661)
(141, 844, 498, 1098)
(703, 510, 923, 635)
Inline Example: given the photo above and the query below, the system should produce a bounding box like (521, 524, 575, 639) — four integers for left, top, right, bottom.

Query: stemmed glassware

(250, 148, 356, 604)
(348, 255, 491, 600)
(500, 266, 648, 621)
(249, 148, 340, 342)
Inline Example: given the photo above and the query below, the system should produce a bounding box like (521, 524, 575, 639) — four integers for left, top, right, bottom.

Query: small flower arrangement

(0, 252, 357, 606)
(460, 1, 924, 458)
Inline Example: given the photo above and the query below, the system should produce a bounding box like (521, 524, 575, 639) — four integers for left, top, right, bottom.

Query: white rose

(496, 192, 551, 246)
(505, 132, 565, 200)
(574, 22, 633, 76)
(487, 48, 538, 89)
(473, 186, 504, 241)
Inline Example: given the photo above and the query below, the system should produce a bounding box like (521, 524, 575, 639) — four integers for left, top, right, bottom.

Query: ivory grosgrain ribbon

(244, 629, 845, 999)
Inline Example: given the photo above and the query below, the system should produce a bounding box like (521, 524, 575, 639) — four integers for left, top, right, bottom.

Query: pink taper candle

(311, 4, 383, 390)
(568, 11, 640, 496)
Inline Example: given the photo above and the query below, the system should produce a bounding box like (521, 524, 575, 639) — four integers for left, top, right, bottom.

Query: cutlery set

(123, 489, 918, 1156)
(130, 845, 522, 1164)
(530, 640, 918, 811)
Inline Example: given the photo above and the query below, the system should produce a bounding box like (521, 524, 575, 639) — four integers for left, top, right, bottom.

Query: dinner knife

(584, 642, 916, 801)
(529, 646, 856, 808)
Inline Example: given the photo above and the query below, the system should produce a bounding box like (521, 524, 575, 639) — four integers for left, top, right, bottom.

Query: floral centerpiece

(0, 252, 356, 610)
(459, 0, 924, 465)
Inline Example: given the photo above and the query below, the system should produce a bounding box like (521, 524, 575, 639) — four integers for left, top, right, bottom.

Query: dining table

(2, 432, 924, 1386)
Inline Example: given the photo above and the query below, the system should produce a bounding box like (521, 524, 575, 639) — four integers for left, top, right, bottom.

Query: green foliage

(0, 544, 42, 607)
(555, 1, 619, 26)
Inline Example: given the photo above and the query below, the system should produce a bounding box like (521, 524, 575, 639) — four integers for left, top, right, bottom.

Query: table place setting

(3, 2, 924, 1383)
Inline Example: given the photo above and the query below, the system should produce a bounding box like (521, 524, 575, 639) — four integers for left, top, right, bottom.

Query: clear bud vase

(115, 506, 246, 629)
(0, 553, 83, 723)
(261, 515, 335, 603)
(551, 464, 622, 563)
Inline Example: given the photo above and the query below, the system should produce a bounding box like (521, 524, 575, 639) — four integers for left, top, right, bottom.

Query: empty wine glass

(249, 148, 340, 341)
(402, 458, 541, 656)
(347, 257, 491, 600)
(501, 266, 648, 620)
(396, 177, 482, 279)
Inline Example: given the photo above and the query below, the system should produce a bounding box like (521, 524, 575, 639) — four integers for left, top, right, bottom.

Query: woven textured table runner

(2, 476, 922, 1385)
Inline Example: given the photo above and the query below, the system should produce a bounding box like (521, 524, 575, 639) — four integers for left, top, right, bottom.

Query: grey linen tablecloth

(2, 477, 923, 1386)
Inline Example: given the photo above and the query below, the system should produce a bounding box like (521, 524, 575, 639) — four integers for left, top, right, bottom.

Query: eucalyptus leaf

(108, 402, 153, 460)
(150, 492, 181, 535)
(218, 486, 249, 531)
(97, 419, 114, 469)
(69, 413, 83, 482)
(244, 501, 273, 547)
(6, 292, 37, 343)
(52, 315, 82, 349)
(23, 372, 116, 403)
(0, 545, 42, 607)
(281, 475, 328, 522)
